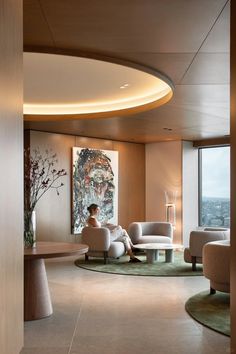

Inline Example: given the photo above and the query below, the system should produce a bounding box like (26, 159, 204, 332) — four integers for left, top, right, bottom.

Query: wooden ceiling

(23, 0, 230, 143)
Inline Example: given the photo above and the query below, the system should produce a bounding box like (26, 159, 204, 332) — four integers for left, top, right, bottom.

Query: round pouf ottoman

(203, 240, 230, 294)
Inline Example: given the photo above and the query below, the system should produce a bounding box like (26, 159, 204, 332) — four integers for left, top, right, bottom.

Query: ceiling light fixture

(23, 52, 174, 121)
(120, 83, 130, 89)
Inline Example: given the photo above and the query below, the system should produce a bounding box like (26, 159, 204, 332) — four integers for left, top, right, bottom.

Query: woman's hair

(87, 203, 99, 214)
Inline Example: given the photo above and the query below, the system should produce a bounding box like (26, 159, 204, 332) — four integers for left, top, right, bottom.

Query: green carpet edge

(74, 260, 202, 277)
(185, 290, 230, 337)
(74, 252, 204, 277)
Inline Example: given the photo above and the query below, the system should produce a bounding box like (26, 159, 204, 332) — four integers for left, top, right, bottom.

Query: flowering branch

(24, 148, 67, 212)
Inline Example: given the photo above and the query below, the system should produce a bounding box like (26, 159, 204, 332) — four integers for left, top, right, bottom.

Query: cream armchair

(203, 240, 230, 294)
(128, 222, 173, 245)
(81, 226, 126, 264)
(184, 228, 230, 271)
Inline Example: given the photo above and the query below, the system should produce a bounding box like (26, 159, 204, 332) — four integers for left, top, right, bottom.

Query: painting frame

(72, 147, 118, 234)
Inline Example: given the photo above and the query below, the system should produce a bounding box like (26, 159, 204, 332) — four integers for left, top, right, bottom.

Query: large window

(199, 146, 230, 227)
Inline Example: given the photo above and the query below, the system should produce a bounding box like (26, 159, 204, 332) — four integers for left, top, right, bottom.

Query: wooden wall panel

(145, 141, 182, 244)
(30, 131, 145, 240)
(113, 141, 146, 228)
(0, 0, 23, 353)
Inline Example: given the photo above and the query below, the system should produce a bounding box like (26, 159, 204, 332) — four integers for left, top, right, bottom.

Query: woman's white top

(86, 217, 127, 242)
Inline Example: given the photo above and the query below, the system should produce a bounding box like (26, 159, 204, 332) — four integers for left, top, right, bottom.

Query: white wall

(182, 141, 199, 246)
(145, 141, 182, 243)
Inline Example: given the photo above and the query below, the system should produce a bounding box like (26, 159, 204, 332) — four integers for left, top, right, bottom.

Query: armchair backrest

(189, 229, 230, 257)
(204, 227, 229, 232)
(81, 226, 111, 251)
(141, 222, 173, 237)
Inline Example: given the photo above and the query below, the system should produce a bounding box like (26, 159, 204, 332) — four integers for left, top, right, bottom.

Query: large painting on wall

(72, 147, 118, 234)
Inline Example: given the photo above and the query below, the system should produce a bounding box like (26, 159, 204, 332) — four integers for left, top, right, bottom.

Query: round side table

(24, 241, 88, 321)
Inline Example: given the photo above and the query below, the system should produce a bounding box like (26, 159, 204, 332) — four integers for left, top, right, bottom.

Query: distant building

(201, 197, 230, 228)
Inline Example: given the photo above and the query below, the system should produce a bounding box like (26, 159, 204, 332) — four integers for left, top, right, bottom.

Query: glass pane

(200, 146, 230, 227)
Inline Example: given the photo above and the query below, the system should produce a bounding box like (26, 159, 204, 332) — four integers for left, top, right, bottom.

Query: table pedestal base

(146, 249, 174, 264)
(24, 258, 52, 321)
(146, 249, 158, 263)
(165, 249, 174, 262)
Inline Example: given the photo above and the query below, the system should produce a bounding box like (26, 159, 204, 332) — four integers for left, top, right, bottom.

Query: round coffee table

(24, 241, 88, 321)
(134, 243, 183, 264)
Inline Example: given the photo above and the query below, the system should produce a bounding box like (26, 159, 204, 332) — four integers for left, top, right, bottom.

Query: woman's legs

(122, 230, 135, 248)
(110, 226, 141, 262)
(115, 234, 139, 261)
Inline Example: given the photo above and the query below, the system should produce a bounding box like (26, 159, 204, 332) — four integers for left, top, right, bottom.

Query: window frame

(198, 144, 230, 227)
(198, 148, 203, 226)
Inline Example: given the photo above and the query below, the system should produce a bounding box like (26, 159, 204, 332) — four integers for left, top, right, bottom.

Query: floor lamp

(165, 191, 177, 227)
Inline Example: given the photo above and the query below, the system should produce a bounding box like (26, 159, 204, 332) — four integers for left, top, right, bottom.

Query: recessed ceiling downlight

(23, 52, 173, 121)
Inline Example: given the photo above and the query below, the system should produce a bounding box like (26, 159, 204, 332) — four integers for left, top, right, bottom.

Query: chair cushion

(87, 241, 125, 259)
(135, 236, 172, 244)
(108, 242, 126, 258)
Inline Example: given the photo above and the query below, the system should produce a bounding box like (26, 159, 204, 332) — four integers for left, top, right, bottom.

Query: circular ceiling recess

(23, 52, 174, 121)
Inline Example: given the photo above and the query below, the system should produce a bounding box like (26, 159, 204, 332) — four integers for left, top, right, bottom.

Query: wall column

(182, 141, 198, 247)
(231, 2, 236, 352)
(0, 0, 23, 353)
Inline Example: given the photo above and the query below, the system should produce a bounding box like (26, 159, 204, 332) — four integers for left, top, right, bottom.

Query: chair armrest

(81, 227, 111, 251)
(128, 223, 142, 244)
(152, 222, 173, 239)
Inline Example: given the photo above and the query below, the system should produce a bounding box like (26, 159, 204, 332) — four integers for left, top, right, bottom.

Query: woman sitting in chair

(87, 203, 141, 263)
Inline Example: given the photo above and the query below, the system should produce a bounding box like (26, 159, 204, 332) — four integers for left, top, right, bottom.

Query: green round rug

(74, 251, 203, 277)
(185, 290, 230, 336)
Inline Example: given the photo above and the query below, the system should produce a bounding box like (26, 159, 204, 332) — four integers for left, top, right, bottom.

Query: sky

(201, 146, 230, 199)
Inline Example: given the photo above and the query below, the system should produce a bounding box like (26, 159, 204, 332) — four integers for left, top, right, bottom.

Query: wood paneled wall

(145, 141, 182, 244)
(29, 131, 145, 242)
(0, 1, 23, 353)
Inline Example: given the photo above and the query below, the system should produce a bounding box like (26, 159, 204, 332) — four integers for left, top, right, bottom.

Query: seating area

(82, 223, 231, 297)
(81, 221, 173, 264)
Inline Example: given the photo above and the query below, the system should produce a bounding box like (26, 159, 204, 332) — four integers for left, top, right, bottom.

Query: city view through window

(199, 146, 230, 228)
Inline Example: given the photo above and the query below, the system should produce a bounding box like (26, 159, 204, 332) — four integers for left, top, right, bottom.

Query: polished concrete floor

(21, 256, 230, 354)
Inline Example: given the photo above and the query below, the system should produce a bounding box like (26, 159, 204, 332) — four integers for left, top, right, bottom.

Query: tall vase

(24, 210, 36, 248)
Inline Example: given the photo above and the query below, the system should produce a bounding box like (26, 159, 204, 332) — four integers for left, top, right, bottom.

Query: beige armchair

(203, 240, 230, 294)
(81, 226, 126, 264)
(184, 228, 230, 271)
(128, 222, 173, 245)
